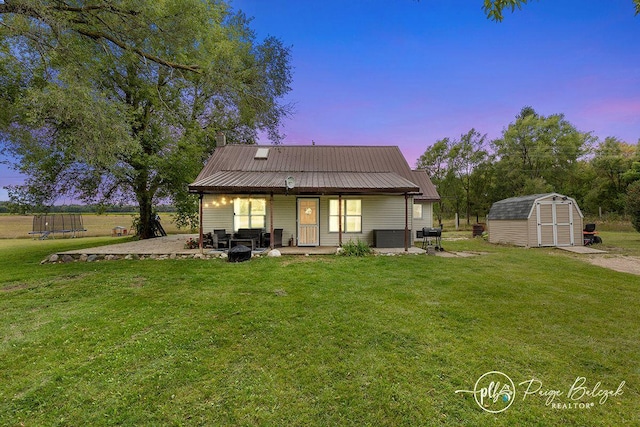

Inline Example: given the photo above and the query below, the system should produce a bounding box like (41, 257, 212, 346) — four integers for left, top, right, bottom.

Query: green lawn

(0, 237, 638, 426)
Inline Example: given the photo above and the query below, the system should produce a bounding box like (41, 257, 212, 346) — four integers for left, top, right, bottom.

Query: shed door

(297, 198, 319, 246)
(536, 200, 574, 247)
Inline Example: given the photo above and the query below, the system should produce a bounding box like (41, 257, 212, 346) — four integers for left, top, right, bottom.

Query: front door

(297, 198, 319, 246)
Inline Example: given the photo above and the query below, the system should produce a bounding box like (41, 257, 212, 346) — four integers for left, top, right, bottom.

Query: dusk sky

(1, 0, 639, 201)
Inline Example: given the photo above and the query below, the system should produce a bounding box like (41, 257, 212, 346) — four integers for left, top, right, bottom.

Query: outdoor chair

(212, 229, 230, 249)
(263, 228, 283, 248)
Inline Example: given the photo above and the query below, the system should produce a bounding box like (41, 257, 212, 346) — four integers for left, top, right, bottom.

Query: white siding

(318, 195, 410, 246)
(412, 200, 435, 242)
(202, 194, 234, 234)
(201, 194, 416, 247)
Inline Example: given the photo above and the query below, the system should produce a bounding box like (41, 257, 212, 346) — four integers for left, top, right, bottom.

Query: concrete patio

(56, 233, 428, 258)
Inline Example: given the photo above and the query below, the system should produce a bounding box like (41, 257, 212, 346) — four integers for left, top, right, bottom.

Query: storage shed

(487, 193, 584, 247)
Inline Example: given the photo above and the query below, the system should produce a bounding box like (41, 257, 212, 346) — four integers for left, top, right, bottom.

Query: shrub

(339, 239, 372, 257)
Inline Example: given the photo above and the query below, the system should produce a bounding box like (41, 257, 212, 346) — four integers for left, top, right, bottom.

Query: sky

(1, 0, 639, 201)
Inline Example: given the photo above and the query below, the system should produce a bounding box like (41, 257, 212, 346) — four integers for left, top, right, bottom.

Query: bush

(339, 239, 372, 257)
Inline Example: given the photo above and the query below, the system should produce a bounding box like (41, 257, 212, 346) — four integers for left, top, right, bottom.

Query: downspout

(199, 192, 204, 253)
(338, 194, 343, 247)
(404, 193, 409, 252)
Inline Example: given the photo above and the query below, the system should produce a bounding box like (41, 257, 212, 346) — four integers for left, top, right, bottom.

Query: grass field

(0, 213, 184, 239)
(0, 234, 639, 425)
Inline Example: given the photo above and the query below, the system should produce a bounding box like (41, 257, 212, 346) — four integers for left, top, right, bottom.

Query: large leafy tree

(0, 0, 292, 237)
(483, 0, 640, 21)
(417, 130, 491, 225)
(490, 106, 593, 200)
(585, 137, 636, 214)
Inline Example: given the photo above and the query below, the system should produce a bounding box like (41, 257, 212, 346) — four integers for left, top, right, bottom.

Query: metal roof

(189, 145, 441, 198)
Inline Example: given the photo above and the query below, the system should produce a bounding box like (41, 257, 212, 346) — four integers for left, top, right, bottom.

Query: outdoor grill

(421, 227, 443, 251)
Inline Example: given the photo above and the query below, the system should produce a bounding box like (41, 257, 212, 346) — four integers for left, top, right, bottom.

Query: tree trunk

(137, 191, 154, 239)
(135, 167, 155, 239)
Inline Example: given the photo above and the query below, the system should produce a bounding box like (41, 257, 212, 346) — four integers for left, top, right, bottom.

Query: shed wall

(488, 219, 529, 246)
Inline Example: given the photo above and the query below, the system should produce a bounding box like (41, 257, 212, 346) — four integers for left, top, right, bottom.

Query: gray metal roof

(487, 193, 552, 220)
(189, 145, 441, 198)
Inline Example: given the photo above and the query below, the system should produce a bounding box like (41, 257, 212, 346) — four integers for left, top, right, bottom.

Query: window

(413, 203, 423, 219)
(234, 198, 266, 231)
(329, 199, 361, 233)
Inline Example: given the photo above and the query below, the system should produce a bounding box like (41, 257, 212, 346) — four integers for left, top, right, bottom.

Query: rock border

(41, 252, 233, 264)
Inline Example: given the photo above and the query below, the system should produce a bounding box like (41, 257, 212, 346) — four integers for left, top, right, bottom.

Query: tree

(490, 106, 593, 200)
(448, 129, 489, 224)
(483, 0, 640, 21)
(417, 131, 491, 224)
(417, 138, 450, 224)
(585, 137, 636, 214)
(626, 180, 640, 233)
(0, 0, 292, 238)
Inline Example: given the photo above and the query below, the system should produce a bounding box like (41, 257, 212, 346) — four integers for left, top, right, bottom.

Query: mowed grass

(0, 213, 184, 239)
(0, 237, 639, 426)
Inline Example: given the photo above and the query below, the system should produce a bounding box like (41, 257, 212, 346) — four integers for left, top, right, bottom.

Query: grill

(421, 227, 443, 251)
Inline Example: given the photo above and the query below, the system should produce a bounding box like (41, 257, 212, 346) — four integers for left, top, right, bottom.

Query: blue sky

(1, 0, 639, 201)
(236, 0, 639, 160)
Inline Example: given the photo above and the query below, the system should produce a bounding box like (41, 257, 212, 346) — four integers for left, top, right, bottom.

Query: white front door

(297, 198, 319, 246)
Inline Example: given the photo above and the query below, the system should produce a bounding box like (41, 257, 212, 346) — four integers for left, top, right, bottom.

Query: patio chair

(263, 228, 283, 248)
(212, 229, 230, 249)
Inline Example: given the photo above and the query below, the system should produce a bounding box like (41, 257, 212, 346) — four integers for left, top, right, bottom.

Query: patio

(56, 234, 427, 258)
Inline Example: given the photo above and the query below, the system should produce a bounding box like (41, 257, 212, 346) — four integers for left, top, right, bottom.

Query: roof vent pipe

(216, 132, 226, 147)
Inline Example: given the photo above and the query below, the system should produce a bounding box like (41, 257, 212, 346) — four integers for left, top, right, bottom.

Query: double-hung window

(329, 199, 361, 233)
(233, 198, 266, 231)
(413, 203, 423, 219)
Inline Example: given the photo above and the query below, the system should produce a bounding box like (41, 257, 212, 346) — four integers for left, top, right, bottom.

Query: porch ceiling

(188, 171, 421, 195)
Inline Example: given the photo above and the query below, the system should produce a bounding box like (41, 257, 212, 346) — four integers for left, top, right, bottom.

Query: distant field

(0, 213, 184, 239)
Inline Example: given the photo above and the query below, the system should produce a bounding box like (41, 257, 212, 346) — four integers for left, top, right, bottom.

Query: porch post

(338, 194, 343, 247)
(199, 192, 204, 253)
(404, 193, 409, 252)
(269, 193, 274, 249)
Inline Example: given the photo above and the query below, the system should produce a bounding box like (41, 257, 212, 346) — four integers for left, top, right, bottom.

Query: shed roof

(487, 193, 552, 220)
(189, 145, 440, 199)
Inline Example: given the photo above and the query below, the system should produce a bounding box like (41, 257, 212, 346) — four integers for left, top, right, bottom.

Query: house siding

(412, 200, 434, 241)
(202, 193, 430, 247)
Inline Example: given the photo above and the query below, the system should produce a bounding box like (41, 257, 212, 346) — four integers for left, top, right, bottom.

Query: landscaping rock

(267, 249, 281, 257)
(62, 255, 74, 263)
(49, 254, 59, 263)
(124, 254, 133, 260)
(79, 254, 88, 262)
(87, 255, 98, 262)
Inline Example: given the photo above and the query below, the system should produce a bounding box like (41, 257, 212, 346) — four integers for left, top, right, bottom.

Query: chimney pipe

(215, 132, 226, 147)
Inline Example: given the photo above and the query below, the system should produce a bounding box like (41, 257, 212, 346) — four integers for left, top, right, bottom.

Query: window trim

(413, 203, 423, 220)
(233, 197, 266, 232)
(329, 198, 362, 233)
